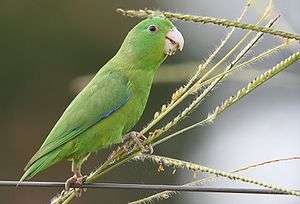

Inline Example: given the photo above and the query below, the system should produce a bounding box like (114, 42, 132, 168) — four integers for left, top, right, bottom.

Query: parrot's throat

(110, 50, 165, 101)
(116, 41, 167, 72)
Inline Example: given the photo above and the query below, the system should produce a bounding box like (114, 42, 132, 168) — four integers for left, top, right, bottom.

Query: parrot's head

(118, 16, 184, 67)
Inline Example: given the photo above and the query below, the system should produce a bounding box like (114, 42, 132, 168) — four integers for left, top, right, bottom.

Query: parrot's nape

(20, 16, 184, 193)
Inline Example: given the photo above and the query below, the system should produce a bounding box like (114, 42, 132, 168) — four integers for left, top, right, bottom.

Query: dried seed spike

(158, 163, 165, 172)
(153, 112, 160, 119)
(160, 193, 169, 199)
(161, 104, 167, 112)
(171, 87, 184, 102)
(172, 168, 177, 175)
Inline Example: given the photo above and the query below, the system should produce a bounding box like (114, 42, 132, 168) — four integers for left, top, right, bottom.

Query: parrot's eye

(148, 25, 158, 32)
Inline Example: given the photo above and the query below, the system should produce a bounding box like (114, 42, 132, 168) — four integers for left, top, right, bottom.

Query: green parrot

(20, 16, 184, 188)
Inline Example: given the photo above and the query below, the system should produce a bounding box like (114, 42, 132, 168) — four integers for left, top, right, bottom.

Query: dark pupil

(149, 25, 156, 32)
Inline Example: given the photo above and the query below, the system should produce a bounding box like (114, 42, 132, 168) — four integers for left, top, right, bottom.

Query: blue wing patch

(97, 94, 130, 121)
(25, 88, 131, 171)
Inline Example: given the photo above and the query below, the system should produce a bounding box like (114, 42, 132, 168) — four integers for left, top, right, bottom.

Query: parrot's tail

(18, 150, 60, 184)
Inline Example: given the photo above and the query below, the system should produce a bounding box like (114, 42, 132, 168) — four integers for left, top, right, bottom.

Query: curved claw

(64, 175, 87, 197)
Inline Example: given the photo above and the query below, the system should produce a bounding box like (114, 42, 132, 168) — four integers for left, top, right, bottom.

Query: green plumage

(20, 17, 177, 181)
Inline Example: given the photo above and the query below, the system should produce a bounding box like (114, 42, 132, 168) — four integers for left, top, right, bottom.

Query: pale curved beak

(164, 27, 184, 56)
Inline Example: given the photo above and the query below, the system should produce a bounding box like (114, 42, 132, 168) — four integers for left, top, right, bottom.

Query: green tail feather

(19, 150, 60, 183)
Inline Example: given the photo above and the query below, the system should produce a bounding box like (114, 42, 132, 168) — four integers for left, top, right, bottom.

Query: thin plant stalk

(181, 0, 253, 94)
(155, 51, 300, 146)
(148, 16, 279, 148)
(130, 155, 300, 204)
(117, 8, 300, 41)
(190, 40, 294, 91)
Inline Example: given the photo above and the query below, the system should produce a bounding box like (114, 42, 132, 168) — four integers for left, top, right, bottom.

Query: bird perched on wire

(20, 16, 184, 191)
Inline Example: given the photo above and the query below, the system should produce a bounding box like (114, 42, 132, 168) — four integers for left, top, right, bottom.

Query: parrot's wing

(25, 71, 131, 170)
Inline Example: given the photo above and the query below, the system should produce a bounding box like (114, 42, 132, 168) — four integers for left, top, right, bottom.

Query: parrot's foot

(123, 131, 153, 154)
(64, 175, 87, 197)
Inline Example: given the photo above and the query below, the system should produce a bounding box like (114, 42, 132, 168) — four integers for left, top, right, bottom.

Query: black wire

(1, 180, 299, 195)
